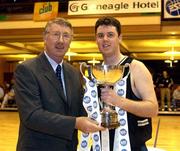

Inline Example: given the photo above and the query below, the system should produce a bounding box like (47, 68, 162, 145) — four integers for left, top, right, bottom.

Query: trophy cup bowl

(92, 65, 124, 129)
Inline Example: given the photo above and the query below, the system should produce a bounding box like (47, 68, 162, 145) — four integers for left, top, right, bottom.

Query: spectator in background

(172, 85, 180, 111)
(1, 86, 15, 108)
(0, 84, 5, 105)
(158, 70, 173, 111)
(1, 79, 16, 108)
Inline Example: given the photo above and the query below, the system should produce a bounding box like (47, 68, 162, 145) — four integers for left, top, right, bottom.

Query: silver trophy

(81, 63, 124, 129)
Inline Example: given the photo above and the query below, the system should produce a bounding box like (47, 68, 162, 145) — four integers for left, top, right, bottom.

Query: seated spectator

(1, 87, 16, 108)
(172, 85, 180, 111)
(0, 85, 4, 105)
(1, 79, 16, 108)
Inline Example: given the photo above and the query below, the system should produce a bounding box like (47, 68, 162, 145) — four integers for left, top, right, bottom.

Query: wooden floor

(0, 111, 19, 151)
(0, 111, 179, 151)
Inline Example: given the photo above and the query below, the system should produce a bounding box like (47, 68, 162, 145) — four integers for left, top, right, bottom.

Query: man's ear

(43, 34, 47, 43)
(43, 31, 47, 41)
(118, 34, 122, 42)
(95, 35, 98, 44)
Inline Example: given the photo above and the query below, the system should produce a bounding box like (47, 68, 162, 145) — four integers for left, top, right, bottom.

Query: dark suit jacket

(14, 52, 85, 151)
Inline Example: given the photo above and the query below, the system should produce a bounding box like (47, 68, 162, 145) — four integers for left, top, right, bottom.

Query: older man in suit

(14, 18, 104, 151)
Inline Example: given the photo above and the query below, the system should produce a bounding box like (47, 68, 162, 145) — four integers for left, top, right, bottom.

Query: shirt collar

(44, 51, 63, 72)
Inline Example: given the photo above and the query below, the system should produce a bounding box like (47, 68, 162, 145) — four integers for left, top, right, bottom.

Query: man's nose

(58, 35, 64, 42)
(103, 35, 109, 41)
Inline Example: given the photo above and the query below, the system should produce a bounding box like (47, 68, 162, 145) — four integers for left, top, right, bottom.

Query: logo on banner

(33, 2, 59, 21)
(163, 0, 180, 19)
(165, 0, 180, 16)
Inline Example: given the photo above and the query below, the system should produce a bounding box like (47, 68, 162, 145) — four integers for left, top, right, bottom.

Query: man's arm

(127, 60, 159, 117)
(101, 60, 158, 117)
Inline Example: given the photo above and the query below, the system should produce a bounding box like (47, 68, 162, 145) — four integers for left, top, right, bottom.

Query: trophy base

(101, 110, 120, 129)
(101, 122, 120, 129)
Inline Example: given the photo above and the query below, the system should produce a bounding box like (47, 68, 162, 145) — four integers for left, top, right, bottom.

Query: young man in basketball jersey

(95, 16, 158, 151)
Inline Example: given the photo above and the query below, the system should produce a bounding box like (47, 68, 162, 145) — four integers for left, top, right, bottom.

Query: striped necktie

(56, 65, 63, 90)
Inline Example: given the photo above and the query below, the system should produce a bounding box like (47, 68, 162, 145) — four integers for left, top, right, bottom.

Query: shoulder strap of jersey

(121, 57, 133, 65)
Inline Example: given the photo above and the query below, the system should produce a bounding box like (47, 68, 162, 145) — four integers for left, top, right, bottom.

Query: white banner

(68, 0, 161, 15)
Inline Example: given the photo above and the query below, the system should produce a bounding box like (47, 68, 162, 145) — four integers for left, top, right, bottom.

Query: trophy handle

(80, 62, 93, 80)
(80, 62, 86, 76)
(123, 63, 131, 77)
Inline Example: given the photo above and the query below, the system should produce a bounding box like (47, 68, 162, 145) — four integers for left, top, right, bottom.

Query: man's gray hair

(44, 18, 73, 33)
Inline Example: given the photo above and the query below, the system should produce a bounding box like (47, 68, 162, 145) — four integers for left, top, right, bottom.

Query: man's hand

(75, 117, 105, 133)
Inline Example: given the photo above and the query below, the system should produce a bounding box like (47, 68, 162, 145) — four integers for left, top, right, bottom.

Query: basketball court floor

(0, 111, 179, 151)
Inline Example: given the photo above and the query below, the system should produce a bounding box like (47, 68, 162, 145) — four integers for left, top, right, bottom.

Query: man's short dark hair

(95, 16, 121, 36)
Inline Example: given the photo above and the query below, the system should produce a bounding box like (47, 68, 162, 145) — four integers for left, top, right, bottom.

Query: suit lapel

(63, 63, 72, 107)
(38, 53, 67, 104)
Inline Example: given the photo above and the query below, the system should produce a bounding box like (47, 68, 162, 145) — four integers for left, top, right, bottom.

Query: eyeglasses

(46, 31, 72, 40)
(96, 32, 116, 39)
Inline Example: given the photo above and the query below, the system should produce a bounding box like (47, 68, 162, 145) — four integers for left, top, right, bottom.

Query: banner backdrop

(68, 0, 161, 15)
